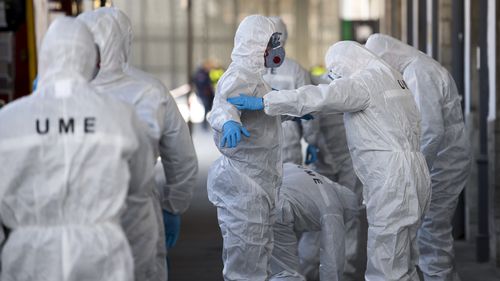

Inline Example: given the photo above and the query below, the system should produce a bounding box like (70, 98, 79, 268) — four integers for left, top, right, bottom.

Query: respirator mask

(265, 32, 285, 68)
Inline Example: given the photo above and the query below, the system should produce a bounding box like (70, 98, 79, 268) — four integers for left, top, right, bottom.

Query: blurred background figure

(192, 59, 215, 127)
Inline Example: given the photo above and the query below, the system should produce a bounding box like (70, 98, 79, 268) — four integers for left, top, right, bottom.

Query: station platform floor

(169, 124, 500, 281)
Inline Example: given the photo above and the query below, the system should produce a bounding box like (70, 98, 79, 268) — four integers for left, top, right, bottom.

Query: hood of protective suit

(324, 41, 390, 78)
(268, 16, 288, 46)
(101, 7, 133, 65)
(38, 17, 97, 85)
(231, 15, 275, 71)
(77, 8, 126, 83)
(365, 33, 423, 73)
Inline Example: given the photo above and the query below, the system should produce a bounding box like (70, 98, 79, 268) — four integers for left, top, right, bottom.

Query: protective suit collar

(231, 15, 275, 73)
(38, 17, 97, 88)
(77, 9, 126, 84)
(365, 33, 421, 72)
(324, 41, 392, 78)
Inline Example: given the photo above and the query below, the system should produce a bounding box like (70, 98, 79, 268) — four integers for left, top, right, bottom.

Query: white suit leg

(418, 175, 465, 281)
(217, 199, 274, 281)
(270, 199, 305, 281)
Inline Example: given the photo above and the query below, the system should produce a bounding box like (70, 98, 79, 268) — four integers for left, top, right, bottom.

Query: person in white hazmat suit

(228, 41, 431, 281)
(297, 74, 367, 281)
(263, 16, 313, 165)
(270, 163, 359, 281)
(77, 9, 187, 281)
(0, 17, 154, 281)
(207, 15, 284, 281)
(366, 34, 471, 281)
(102, 7, 199, 279)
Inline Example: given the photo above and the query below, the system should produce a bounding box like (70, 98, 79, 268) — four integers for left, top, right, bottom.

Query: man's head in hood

(324, 41, 383, 78)
(365, 34, 423, 73)
(38, 17, 97, 86)
(231, 15, 284, 70)
(100, 7, 133, 65)
(77, 8, 125, 80)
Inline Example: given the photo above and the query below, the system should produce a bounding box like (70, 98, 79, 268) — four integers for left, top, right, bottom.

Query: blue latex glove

(220, 120, 250, 148)
(305, 144, 318, 165)
(293, 114, 314, 122)
(227, 94, 264, 111)
(163, 210, 181, 249)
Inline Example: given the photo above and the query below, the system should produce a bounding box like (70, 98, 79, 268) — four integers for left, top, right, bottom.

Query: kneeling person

(271, 163, 359, 281)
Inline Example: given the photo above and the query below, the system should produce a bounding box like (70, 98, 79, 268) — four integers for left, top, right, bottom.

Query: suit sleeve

(158, 92, 198, 214)
(207, 71, 249, 132)
(263, 78, 370, 117)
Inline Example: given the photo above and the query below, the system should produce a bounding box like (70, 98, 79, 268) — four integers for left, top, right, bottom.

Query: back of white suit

(0, 17, 153, 281)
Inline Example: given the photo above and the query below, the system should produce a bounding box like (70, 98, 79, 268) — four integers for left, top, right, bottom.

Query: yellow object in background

(310, 65, 326, 77)
(209, 68, 224, 85)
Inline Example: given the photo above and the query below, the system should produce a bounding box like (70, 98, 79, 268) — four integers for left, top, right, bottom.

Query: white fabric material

(263, 41, 431, 281)
(263, 17, 311, 165)
(366, 34, 471, 281)
(77, 9, 167, 281)
(207, 15, 282, 281)
(270, 164, 359, 281)
(108, 10, 198, 280)
(0, 17, 154, 281)
(263, 57, 311, 165)
(298, 75, 367, 281)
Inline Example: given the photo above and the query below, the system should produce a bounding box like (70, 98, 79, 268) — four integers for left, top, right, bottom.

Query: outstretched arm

(263, 78, 370, 117)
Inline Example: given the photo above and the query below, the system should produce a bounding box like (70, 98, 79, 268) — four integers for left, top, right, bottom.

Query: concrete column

(294, 0, 309, 66)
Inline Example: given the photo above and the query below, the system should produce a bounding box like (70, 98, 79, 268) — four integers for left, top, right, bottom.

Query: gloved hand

(293, 114, 314, 122)
(220, 120, 250, 148)
(227, 94, 264, 111)
(163, 210, 181, 249)
(305, 144, 319, 165)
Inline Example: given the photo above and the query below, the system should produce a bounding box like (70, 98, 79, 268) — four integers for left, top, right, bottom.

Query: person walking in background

(193, 59, 215, 126)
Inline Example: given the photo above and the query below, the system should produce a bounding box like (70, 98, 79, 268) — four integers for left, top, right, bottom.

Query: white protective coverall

(298, 75, 367, 281)
(262, 16, 312, 165)
(262, 41, 431, 281)
(207, 15, 283, 281)
(270, 163, 359, 281)
(366, 34, 471, 281)
(0, 17, 154, 281)
(77, 10, 175, 281)
(105, 8, 199, 280)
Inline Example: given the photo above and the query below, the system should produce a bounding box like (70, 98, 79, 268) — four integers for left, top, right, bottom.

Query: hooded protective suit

(298, 75, 367, 281)
(270, 164, 359, 281)
(262, 41, 431, 281)
(105, 8, 199, 280)
(207, 15, 283, 281)
(77, 10, 168, 281)
(366, 34, 471, 281)
(262, 17, 312, 164)
(0, 17, 154, 281)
